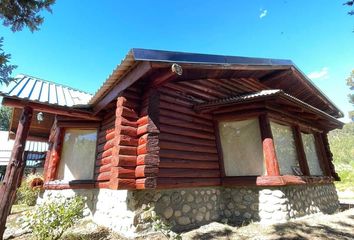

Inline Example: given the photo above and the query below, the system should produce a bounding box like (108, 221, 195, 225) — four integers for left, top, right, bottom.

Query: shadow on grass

(270, 218, 354, 240)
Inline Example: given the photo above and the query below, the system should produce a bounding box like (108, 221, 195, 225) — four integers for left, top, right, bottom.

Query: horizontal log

(159, 124, 215, 140)
(159, 149, 218, 161)
(137, 154, 159, 166)
(158, 169, 220, 178)
(159, 133, 216, 147)
(158, 91, 193, 107)
(160, 108, 212, 126)
(159, 159, 219, 169)
(116, 105, 138, 119)
(115, 124, 137, 137)
(97, 139, 114, 153)
(117, 134, 139, 147)
(135, 165, 159, 178)
(138, 133, 158, 146)
(137, 142, 159, 155)
(137, 123, 159, 136)
(95, 171, 111, 181)
(122, 90, 141, 102)
(159, 115, 214, 133)
(98, 128, 115, 139)
(102, 113, 115, 126)
(157, 177, 221, 189)
(100, 119, 115, 132)
(160, 100, 212, 120)
(100, 148, 113, 159)
(95, 163, 112, 174)
(178, 81, 226, 98)
(95, 156, 112, 166)
(118, 145, 137, 156)
(95, 181, 110, 189)
(111, 155, 137, 167)
(164, 83, 216, 102)
(136, 177, 156, 189)
(159, 140, 217, 153)
(111, 166, 136, 178)
(109, 178, 136, 190)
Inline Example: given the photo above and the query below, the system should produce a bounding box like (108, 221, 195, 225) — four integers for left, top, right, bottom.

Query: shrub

(16, 174, 43, 206)
(23, 196, 85, 240)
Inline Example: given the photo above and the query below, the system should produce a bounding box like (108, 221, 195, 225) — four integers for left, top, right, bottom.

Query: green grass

(329, 122, 354, 191)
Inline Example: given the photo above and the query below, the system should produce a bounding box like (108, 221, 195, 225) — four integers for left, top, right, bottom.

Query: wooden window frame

(213, 108, 334, 187)
(44, 121, 100, 190)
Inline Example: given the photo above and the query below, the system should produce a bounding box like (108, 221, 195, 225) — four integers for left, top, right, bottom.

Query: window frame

(44, 121, 100, 189)
(214, 108, 331, 186)
(216, 117, 265, 177)
(56, 127, 98, 182)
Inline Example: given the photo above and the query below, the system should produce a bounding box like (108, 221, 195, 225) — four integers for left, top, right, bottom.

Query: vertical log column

(292, 126, 310, 176)
(259, 114, 280, 176)
(136, 90, 160, 189)
(109, 96, 139, 189)
(0, 106, 33, 239)
(45, 127, 64, 182)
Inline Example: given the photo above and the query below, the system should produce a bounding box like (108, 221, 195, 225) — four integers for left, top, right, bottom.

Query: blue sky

(1, 0, 353, 121)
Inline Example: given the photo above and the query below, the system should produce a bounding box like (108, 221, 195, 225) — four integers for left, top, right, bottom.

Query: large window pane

(57, 129, 97, 181)
(219, 118, 264, 176)
(270, 122, 299, 175)
(301, 133, 323, 176)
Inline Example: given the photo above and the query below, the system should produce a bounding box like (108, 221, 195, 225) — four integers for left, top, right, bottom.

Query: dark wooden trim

(56, 121, 101, 128)
(93, 62, 152, 114)
(314, 133, 332, 176)
(259, 114, 280, 176)
(44, 181, 95, 190)
(293, 126, 310, 176)
(0, 106, 33, 238)
(213, 119, 226, 177)
(2, 97, 100, 121)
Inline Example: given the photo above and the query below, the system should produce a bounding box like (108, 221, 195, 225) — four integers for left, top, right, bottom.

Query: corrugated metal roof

(194, 90, 341, 124)
(0, 74, 93, 107)
(0, 131, 48, 166)
(195, 89, 282, 108)
(88, 49, 294, 105)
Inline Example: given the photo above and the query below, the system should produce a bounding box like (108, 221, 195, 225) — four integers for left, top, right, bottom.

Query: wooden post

(292, 126, 310, 176)
(259, 114, 280, 176)
(0, 106, 33, 239)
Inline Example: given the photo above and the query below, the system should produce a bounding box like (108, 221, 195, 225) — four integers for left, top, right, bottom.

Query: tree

(0, 0, 55, 85)
(346, 70, 354, 106)
(344, 1, 354, 15)
(0, 105, 11, 131)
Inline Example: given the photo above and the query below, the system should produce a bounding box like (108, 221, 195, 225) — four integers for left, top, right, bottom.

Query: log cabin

(0, 49, 343, 234)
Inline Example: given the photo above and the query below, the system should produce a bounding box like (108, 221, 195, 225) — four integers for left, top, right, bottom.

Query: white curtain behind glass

(301, 133, 323, 176)
(270, 122, 299, 175)
(57, 129, 97, 181)
(219, 118, 264, 176)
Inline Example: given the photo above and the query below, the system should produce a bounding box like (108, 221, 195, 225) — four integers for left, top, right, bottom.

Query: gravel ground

(4, 204, 354, 240)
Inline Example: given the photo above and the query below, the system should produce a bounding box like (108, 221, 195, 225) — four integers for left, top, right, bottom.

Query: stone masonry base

(38, 183, 339, 238)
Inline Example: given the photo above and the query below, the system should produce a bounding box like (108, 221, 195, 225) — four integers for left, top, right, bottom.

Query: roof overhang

(89, 49, 343, 119)
(194, 90, 343, 130)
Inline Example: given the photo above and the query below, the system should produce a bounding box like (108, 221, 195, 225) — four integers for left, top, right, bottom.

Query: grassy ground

(5, 204, 354, 240)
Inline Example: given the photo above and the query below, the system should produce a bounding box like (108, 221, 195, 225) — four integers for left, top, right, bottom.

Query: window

(301, 133, 323, 176)
(57, 129, 97, 181)
(270, 122, 299, 175)
(218, 118, 265, 176)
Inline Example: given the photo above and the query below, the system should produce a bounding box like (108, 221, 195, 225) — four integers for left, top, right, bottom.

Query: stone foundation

(38, 183, 339, 237)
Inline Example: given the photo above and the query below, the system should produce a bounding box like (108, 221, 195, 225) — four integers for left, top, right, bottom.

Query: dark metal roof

(0, 74, 93, 107)
(131, 48, 294, 66)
